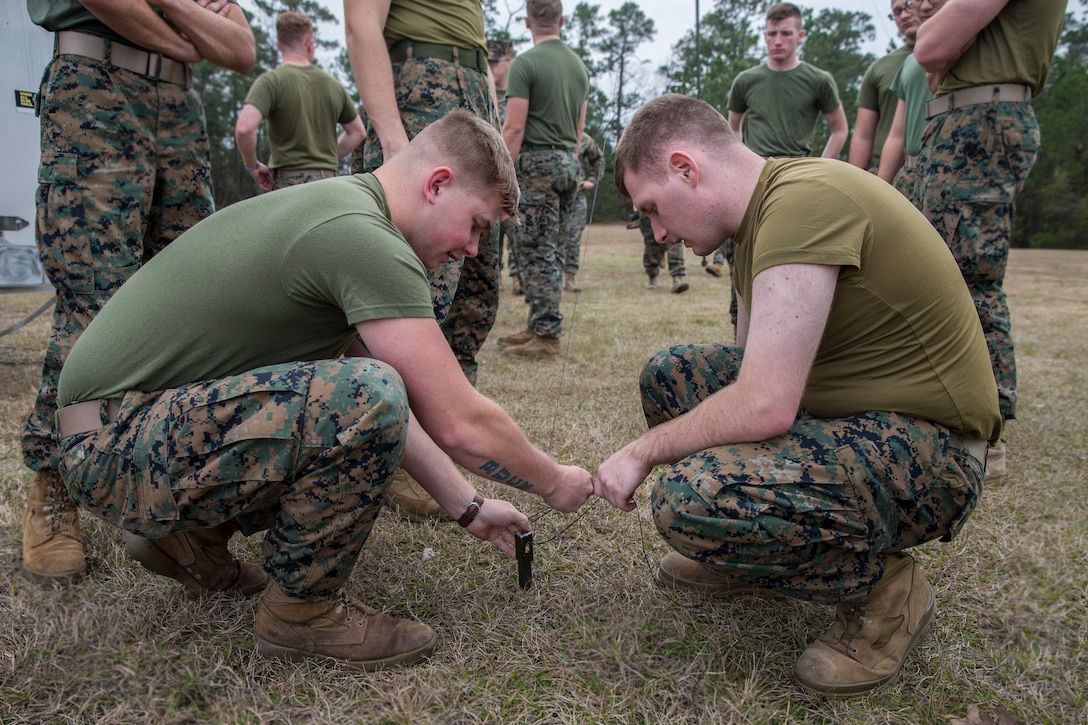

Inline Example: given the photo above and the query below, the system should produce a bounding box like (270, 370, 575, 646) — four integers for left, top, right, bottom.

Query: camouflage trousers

(57, 359, 408, 600)
(640, 215, 686, 278)
(892, 156, 920, 205)
(23, 55, 214, 473)
(355, 57, 499, 384)
(562, 192, 588, 274)
(513, 149, 581, 337)
(272, 168, 336, 190)
(917, 102, 1040, 421)
(643, 344, 983, 604)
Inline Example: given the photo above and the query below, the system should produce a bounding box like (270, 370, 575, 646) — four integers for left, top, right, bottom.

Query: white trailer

(1, 5, 52, 290)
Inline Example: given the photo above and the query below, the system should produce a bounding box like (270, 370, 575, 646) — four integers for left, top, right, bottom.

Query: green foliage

(595, 2, 656, 148)
(661, 0, 766, 110)
(483, 0, 529, 41)
(192, 59, 260, 210)
(193, 1, 1088, 240)
(800, 8, 876, 160)
(1015, 7, 1088, 250)
(566, 1, 607, 76)
(563, 2, 656, 222)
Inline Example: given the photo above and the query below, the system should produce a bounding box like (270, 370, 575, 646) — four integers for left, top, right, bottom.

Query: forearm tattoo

(478, 460, 532, 491)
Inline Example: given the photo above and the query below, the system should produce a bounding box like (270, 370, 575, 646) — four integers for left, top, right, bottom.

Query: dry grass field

(1, 225, 1085, 724)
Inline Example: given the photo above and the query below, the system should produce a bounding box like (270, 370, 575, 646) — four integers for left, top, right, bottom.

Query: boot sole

(254, 630, 438, 672)
(793, 593, 937, 698)
(19, 561, 85, 585)
(123, 531, 265, 597)
(502, 349, 561, 358)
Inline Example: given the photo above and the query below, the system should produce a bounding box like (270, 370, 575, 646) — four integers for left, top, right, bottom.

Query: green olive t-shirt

(936, 0, 1066, 97)
(727, 62, 841, 158)
(732, 158, 1001, 443)
(383, 0, 485, 49)
(58, 174, 432, 405)
(244, 64, 358, 172)
(506, 39, 590, 149)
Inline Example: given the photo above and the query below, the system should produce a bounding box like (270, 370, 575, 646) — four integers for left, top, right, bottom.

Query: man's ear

(667, 151, 699, 187)
(424, 167, 454, 203)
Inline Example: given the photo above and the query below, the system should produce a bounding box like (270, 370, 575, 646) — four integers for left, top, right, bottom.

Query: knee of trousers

(649, 482, 789, 555)
(638, 344, 742, 425)
(638, 348, 678, 424)
(308, 358, 410, 452)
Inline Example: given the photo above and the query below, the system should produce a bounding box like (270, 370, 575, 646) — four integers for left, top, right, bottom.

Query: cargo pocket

(833, 439, 899, 553)
(935, 445, 983, 542)
(36, 151, 94, 294)
(682, 447, 869, 568)
(515, 189, 551, 254)
(156, 369, 313, 522)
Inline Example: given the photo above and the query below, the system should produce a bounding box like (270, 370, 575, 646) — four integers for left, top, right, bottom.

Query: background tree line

(196, 0, 1088, 249)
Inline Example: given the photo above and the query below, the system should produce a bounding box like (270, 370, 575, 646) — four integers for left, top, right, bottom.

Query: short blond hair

(526, 0, 563, 31)
(614, 94, 737, 199)
(276, 12, 313, 47)
(410, 110, 519, 220)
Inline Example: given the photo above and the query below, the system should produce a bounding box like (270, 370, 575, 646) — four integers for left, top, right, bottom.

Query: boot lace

(43, 480, 77, 537)
(332, 591, 372, 628)
(841, 603, 873, 654)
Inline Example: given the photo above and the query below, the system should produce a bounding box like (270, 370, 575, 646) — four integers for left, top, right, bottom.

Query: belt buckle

(147, 51, 164, 80)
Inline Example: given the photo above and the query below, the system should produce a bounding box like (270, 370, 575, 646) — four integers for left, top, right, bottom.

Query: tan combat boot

(496, 326, 535, 348)
(671, 275, 690, 294)
(255, 581, 438, 671)
(657, 551, 785, 598)
(705, 262, 723, 278)
(502, 333, 561, 359)
(124, 521, 267, 596)
(646, 274, 658, 290)
(21, 470, 86, 584)
(385, 469, 447, 521)
(563, 272, 581, 292)
(793, 552, 935, 698)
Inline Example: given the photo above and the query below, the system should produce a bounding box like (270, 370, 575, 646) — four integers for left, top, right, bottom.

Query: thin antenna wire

(545, 171, 602, 452)
(530, 170, 604, 540)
